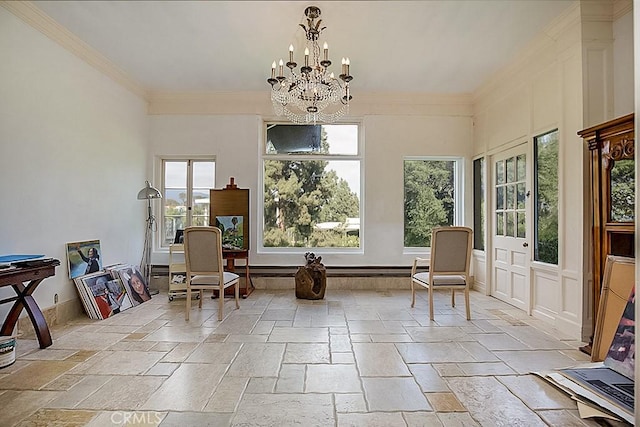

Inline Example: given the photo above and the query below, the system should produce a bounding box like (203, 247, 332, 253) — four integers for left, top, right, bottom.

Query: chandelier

(267, 6, 353, 124)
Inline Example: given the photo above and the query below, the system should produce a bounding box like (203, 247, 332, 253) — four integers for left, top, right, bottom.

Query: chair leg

(198, 290, 204, 308)
(464, 288, 471, 320)
(451, 290, 456, 307)
(235, 281, 240, 309)
(218, 285, 224, 321)
(428, 286, 434, 321)
(410, 280, 415, 308)
(185, 287, 191, 321)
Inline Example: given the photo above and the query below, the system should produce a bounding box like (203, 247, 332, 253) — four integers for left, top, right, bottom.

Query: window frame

(258, 122, 363, 254)
(403, 156, 465, 251)
(157, 156, 216, 250)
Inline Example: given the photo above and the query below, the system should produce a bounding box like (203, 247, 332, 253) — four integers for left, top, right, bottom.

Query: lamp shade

(137, 180, 162, 200)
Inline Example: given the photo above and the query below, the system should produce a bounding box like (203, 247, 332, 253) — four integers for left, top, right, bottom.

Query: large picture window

(161, 159, 215, 247)
(262, 124, 361, 249)
(404, 158, 462, 247)
(534, 130, 559, 264)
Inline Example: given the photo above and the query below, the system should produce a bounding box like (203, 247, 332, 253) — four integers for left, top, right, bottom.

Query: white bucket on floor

(0, 336, 16, 368)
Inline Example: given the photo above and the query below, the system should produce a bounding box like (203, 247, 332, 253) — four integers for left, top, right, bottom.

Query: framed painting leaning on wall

(66, 240, 102, 279)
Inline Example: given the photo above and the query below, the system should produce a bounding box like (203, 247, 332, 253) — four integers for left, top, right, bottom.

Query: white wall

(0, 7, 149, 319)
(613, 9, 635, 116)
(471, 3, 634, 340)
(148, 113, 474, 267)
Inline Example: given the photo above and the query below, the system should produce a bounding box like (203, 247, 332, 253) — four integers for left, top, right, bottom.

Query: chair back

(184, 226, 224, 277)
(430, 226, 473, 278)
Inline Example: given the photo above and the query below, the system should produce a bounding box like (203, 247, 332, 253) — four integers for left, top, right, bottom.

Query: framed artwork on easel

(215, 215, 244, 250)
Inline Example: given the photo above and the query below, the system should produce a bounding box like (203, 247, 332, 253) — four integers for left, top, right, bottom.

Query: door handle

(523, 242, 529, 248)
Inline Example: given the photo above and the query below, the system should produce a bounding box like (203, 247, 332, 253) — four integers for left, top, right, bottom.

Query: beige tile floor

(0, 289, 621, 426)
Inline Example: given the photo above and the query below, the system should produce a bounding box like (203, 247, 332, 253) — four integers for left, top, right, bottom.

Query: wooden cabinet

(578, 113, 635, 352)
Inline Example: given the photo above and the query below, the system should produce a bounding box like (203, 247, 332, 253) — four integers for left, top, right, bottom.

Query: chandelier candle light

(267, 6, 353, 124)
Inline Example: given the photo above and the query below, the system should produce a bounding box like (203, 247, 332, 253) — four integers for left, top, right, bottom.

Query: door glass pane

(506, 185, 515, 209)
(165, 161, 187, 188)
(517, 154, 526, 181)
(496, 212, 504, 236)
(496, 161, 505, 184)
(517, 212, 526, 238)
(506, 212, 515, 237)
(164, 161, 187, 245)
(517, 183, 526, 209)
(506, 157, 515, 183)
(193, 162, 215, 188)
(192, 161, 215, 227)
(496, 187, 504, 210)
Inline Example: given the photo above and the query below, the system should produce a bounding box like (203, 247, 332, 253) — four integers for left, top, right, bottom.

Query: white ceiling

(33, 1, 575, 95)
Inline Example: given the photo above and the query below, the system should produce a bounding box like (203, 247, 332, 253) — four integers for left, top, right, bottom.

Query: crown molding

(1, 1, 148, 100)
(580, 0, 632, 21)
(148, 91, 473, 117)
(147, 91, 271, 115)
(352, 92, 473, 116)
(613, 0, 632, 19)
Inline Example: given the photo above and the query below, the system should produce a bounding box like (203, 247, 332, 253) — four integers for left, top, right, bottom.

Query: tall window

(161, 159, 215, 247)
(534, 130, 559, 264)
(473, 157, 485, 250)
(404, 158, 462, 247)
(262, 124, 361, 249)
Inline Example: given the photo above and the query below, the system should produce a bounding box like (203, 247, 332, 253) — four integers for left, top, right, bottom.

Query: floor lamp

(137, 180, 162, 295)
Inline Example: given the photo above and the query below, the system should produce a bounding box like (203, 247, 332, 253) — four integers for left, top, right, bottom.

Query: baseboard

(16, 297, 85, 339)
(153, 265, 413, 277)
(152, 267, 475, 291)
(254, 276, 412, 290)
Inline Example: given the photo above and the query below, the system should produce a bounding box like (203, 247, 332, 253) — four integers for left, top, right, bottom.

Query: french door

(491, 144, 531, 312)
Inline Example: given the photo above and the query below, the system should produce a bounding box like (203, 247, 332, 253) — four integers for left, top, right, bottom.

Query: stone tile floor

(0, 289, 627, 426)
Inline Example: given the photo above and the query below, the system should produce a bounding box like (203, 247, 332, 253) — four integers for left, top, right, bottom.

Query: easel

(210, 177, 253, 297)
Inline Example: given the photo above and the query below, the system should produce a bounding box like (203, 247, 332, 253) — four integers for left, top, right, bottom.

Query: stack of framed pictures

(66, 240, 153, 320)
(73, 264, 153, 320)
(537, 258, 635, 424)
(73, 269, 130, 320)
(553, 285, 635, 424)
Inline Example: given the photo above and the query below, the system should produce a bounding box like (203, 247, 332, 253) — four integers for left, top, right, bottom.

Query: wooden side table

(0, 260, 60, 348)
